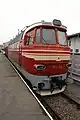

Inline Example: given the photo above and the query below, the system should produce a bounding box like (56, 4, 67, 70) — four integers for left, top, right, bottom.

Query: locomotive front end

(22, 19, 70, 95)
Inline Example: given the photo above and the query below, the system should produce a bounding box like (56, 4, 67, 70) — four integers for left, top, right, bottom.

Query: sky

(0, 0, 80, 44)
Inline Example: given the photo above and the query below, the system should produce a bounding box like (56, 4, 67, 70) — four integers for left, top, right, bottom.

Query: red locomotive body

(5, 20, 70, 95)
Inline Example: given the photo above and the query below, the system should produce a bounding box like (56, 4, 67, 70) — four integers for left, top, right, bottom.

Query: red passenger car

(5, 19, 70, 95)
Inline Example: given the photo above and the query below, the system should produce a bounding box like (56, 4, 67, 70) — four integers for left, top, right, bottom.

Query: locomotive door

(19, 43, 22, 66)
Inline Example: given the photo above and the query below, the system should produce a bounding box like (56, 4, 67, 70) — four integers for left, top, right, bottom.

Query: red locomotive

(4, 19, 70, 95)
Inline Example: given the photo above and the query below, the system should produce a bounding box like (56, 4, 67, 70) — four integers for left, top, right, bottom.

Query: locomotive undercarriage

(49, 77, 67, 93)
(21, 68, 67, 96)
(36, 74, 67, 95)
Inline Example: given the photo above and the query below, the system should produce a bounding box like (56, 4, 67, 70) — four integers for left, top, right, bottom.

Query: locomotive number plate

(53, 64, 65, 68)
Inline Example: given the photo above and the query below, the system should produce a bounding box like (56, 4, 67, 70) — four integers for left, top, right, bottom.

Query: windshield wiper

(42, 37, 48, 45)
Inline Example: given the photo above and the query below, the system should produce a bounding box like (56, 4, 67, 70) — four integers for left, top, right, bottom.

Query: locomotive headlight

(66, 63, 72, 67)
(34, 64, 46, 70)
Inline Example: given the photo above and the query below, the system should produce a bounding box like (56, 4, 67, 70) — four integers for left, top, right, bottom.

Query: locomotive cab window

(58, 31, 67, 45)
(42, 28, 56, 44)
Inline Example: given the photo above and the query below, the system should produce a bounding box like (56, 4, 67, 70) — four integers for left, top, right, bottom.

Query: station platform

(0, 53, 49, 120)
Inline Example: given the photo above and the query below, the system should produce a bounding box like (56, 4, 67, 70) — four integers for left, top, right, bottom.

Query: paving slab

(0, 53, 49, 120)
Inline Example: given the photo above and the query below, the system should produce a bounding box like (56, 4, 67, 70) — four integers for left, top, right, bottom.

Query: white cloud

(0, 0, 80, 44)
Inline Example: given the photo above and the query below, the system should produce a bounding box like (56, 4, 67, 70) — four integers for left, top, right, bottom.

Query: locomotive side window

(36, 29, 40, 43)
(42, 28, 56, 44)
(24, 29, 35, 45)
(58, 31, 67, 45)
(24, 36, 34, 45)
(28, 36, 34, 45)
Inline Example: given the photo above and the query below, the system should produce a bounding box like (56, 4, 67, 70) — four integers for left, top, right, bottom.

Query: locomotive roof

(9, 20, 67, 45)
(22, 21, 67, 39)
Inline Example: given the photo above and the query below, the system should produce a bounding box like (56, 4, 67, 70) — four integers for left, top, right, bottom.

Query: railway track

(36, 94, 62, 120)
(42, 93, 80, 120)
(61, 92, 80, 109)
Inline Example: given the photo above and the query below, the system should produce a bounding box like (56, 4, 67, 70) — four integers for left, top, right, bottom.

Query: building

(68, 33, 80, 54)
